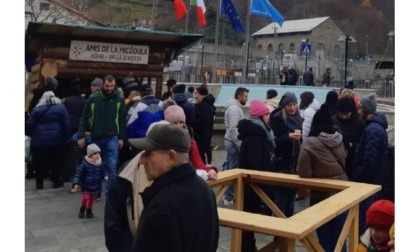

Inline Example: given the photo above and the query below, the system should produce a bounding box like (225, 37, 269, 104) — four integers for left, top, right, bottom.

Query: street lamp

(388, 31, 395, 77)
(338, 35, 356, 84)
(199, 45, 205, 75)
(301, 38, 309, 71)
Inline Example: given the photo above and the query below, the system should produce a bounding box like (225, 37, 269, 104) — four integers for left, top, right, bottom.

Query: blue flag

(251, 0, 284, 27)
(221, 0, 245, 33)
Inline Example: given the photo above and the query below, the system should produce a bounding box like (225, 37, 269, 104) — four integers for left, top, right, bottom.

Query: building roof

(25, 21, 203, 65)
(252, 17, 330, 36)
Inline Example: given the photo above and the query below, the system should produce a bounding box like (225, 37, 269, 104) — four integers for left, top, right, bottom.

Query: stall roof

(25, 21, 204, 65)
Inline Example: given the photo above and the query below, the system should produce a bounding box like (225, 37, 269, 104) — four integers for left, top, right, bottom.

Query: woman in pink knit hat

(164, 105, 218, 180)
(236, 99, 276, 251)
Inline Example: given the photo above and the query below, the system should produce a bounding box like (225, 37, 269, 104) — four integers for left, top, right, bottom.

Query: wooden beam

(46, 59, 163, 71)
(348, 205, 359, 252)
(215, 185, 229, 204)
(249, 183, 285, 218)
(57, 67, 162, 79)
(231, 176, 244, 252)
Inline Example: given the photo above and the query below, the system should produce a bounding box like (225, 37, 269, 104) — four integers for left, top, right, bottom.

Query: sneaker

(223, 198, 234, 207)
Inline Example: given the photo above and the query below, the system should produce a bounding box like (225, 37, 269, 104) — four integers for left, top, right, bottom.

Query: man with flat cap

(128, 123, 219, 252)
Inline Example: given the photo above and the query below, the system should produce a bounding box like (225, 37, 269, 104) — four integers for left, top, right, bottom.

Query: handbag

(271, 153, 296, 174)
(25, 136, 31, 162)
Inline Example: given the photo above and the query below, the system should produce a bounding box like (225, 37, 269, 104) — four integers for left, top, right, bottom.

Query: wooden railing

(208, 169, 381, 252)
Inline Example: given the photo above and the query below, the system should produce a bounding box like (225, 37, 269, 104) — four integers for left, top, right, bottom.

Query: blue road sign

(301, 44, 311, 55)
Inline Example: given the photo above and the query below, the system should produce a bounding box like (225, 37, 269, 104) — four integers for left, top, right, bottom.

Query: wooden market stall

(25, 21, 203, 98)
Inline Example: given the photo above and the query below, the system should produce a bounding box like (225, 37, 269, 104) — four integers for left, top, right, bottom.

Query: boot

(78, 207, 86, 218)
(36, 180, 44, 190)
(86, 208, 93, 218)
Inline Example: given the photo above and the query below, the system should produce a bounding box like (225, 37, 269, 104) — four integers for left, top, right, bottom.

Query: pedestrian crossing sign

(301, 44, 311, 55)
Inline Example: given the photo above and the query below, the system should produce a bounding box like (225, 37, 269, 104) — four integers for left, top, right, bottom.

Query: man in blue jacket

(351, 93, 389, 235)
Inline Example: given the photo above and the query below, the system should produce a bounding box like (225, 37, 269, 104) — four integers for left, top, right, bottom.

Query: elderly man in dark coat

(129, 124, 219, 252)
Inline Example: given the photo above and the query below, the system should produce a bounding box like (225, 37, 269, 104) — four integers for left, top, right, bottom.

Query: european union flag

(251, 0, 284, 27)
(221, 0, 245, 33)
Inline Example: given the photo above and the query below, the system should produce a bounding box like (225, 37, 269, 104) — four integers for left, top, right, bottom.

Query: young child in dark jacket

(73, 143, 108, 218)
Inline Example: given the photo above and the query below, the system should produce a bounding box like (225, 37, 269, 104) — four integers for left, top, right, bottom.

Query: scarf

(249, 117, 276, 151)
(84, 155, 102, 166)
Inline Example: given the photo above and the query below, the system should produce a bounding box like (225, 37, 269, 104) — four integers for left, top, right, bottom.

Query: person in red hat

(357, 199, 395, 252)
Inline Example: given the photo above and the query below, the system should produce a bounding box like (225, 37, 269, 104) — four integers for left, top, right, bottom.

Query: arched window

(317, 43, 325, 50)
(289, 43, 295, 53)
(257, 44, 263, 50)
(268, 44, 273, 51)
(333, 45, 340, 58)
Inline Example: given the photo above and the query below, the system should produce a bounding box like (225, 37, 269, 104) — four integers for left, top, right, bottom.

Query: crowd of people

(25, 74, 394, 252)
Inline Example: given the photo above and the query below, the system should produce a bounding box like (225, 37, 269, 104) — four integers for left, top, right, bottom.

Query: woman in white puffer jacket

(299, 91, 320, 141)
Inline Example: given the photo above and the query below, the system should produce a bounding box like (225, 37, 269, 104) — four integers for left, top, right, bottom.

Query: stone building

(252, 17, 345, 61)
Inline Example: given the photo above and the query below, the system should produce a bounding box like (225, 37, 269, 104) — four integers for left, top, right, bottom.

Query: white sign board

(69, 40, 149, 64)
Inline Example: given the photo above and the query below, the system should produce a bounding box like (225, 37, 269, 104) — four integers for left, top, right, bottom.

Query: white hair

(36, 91, 61, 107)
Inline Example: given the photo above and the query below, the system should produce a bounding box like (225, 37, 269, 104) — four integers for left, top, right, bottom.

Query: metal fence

(162, 72, 395, 98)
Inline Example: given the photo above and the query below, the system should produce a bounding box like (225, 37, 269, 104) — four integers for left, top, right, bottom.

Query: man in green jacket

(77, 75, 126, 196)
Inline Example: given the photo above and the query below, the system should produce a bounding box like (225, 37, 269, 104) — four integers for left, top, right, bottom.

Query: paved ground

(25, 150, 310, 252)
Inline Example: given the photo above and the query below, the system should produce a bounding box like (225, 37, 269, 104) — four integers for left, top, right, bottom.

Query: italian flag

(190, 0, 206, 26)
(174, 0, 188, 21)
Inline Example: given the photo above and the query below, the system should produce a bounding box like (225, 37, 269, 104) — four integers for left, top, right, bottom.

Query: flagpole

(212, 0, 221, 82)
(151, 0, 156, 30)
(242, 0, 251, 83)
(181, 0, 190, 82)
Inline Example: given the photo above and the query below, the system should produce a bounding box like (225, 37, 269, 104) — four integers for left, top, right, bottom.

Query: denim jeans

(93, 136, 119, 196)
(223, 139, 240, 202)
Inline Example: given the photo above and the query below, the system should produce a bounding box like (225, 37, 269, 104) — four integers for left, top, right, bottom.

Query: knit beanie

(366, 199, 394, 230)
(91, 77, 103, 88)
(359, 93, 377, 114)
(122, 73, 135, 86)
(337, 97, 356, 113)
(87, 143, 101, 156)
(249, 99, 270, 117)
(164, 105, 186, 123)
(196, 86, 209, 96)
(45, 77, 58, 91)
(326, 91, 339, 106)
(279, 91, 297, 108)
(172, 84, 186, 94)
(166, 79, 177, 87)
(309, 104, 335, 136)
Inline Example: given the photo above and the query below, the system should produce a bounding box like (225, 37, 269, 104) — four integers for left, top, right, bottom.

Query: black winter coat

(269, 108, 302, 166)
(173, 93, 196, 127)
(237, 119, 275, 172)
(133, 163, 219, 252)
(192, 95, 216, 152)
(104, 161, 134, 252)
(332, 112, 366, 178)
(62, 95, 87, 135)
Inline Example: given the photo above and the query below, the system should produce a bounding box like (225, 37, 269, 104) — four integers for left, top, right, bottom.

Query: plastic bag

(25, 136, 31, 162)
